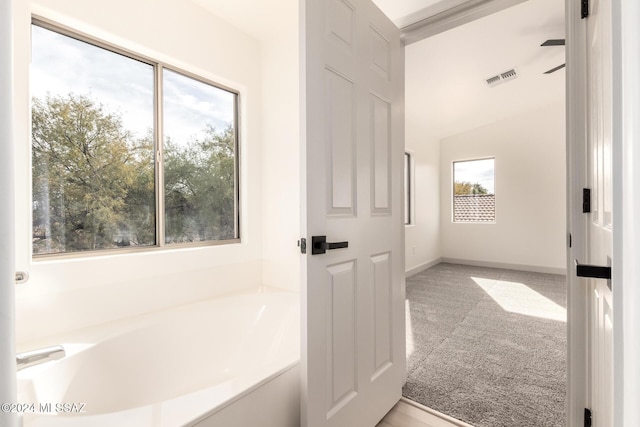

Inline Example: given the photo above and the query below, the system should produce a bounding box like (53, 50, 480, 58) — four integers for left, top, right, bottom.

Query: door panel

(326, 69, 356, 214)
(302, 0, 405, 426)
(326, 260, 358, 414)
(372, 252, 392, 376)
(369, 24, 390, 74)
(371, 94, 391, 213)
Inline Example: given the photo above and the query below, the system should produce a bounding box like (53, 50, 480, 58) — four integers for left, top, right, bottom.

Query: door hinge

(583, 188, 591, 213)
(581, 0, 589, 19)
(569, 233, 572, 248)
(298, 238, 307, 254)
(584, 408, 592, 427)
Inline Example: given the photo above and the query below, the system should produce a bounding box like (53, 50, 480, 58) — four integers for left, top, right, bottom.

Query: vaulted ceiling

(402, 0, 565, 139)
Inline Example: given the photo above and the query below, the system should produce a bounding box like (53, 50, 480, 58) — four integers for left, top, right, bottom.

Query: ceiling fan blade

(541, 39, 566, 46)
(544, 63, 566, 74)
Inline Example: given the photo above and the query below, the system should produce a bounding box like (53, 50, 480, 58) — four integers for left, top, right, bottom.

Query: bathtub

(16, 289, 300, 427)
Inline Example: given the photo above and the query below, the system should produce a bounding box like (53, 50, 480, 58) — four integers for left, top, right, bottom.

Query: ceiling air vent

(486, 75, 501, 86)
(485, 68, 519, 87)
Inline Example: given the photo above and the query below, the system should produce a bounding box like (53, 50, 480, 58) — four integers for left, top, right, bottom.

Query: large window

(453, 158, 495, 223)
(31, 21, 239, 256)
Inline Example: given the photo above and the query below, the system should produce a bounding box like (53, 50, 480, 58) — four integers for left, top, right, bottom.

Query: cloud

(31, 24, 235, 144)
(454, 158, 495, 193)
(31, 25, 154, 138)
(163, 69, 235, 145)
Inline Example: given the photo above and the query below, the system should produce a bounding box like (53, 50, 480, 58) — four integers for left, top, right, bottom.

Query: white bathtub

(17, 289, 300, 427)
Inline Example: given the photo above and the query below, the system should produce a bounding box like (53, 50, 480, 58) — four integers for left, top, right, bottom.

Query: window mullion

(155, 64, 165, 247)
(234, 95, 240, 239)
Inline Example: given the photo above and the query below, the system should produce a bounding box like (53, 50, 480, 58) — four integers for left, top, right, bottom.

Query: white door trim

(0, 0, 17, 426)
(612, 0, 640, 425)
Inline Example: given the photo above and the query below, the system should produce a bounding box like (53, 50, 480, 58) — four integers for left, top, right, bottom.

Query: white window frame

(451, 156, 496, 224)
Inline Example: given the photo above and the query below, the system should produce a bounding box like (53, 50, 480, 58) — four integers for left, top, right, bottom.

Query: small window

(404, 152, 412, 225)
(453, 158, 495, 223)
(31, 21, 239, 256)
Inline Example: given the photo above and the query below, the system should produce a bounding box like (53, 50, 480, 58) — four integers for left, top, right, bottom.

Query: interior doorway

(384, 0, 568, 424)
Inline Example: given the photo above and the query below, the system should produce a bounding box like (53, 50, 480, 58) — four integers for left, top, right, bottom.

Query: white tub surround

(17, 290, 300, 427)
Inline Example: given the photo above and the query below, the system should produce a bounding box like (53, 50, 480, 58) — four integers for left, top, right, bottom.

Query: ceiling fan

(541, 39, 565, 74)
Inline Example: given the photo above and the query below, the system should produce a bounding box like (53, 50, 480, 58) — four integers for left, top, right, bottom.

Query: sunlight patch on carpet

(471, 277, 566, 322)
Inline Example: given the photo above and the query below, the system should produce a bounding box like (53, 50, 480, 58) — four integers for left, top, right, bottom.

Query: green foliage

(454, 181, 489, 195)
(164, 124, 236, 243)
(32, 94, 156, 253)
(31, 94, 237, 255)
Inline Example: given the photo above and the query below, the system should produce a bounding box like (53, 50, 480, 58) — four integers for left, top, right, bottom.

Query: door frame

(566, 0, 640, 425)
(565, 0, 588, 425)
(0, 0, 17, 426)
(611, 0, 640, 425)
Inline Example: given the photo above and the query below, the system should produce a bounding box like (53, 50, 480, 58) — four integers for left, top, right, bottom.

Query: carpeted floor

(403, 263, 566, 427)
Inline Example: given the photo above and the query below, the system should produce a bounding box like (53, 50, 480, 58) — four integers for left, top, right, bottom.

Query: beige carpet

(403, 263, 566, 427)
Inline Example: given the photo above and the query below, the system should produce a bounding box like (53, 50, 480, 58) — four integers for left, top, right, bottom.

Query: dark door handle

(311, 235, 348, 255)
(575, 259, 612, 280)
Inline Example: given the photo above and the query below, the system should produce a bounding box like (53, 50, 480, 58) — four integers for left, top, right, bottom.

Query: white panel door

(301, 0, 405, 426)
(585, 0, 613, 424)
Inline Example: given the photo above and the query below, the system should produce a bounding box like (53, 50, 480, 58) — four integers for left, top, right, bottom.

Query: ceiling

(191, 0, 565, 141)
(403, 0, 565, 139)
(371, 0, 452, 27)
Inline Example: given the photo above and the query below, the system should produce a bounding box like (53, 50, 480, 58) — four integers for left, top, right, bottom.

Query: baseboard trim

(405, 258, 442, 278)
(440, 257, 567, 275)
(400, 397, 475, 427)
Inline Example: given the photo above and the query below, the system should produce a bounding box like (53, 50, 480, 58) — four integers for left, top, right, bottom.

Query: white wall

(13, 0, 266, 344)
(404, 48, 442, 275)
(440, 100, 567, 273)
(404, 135, 441, 275)
(260, 26, 301, 292)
